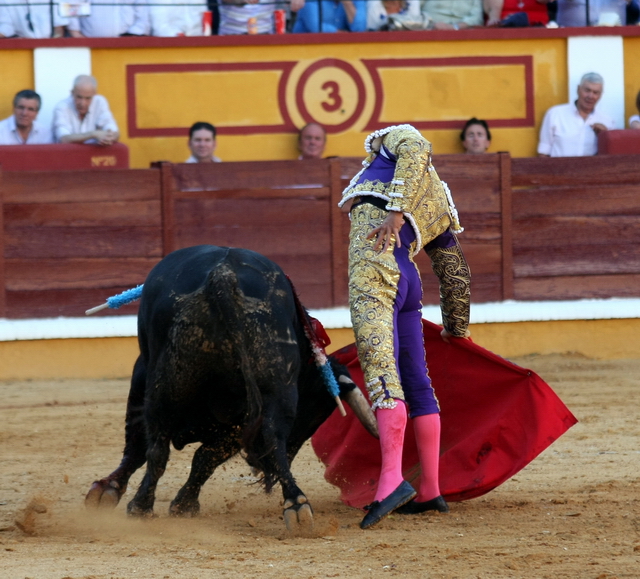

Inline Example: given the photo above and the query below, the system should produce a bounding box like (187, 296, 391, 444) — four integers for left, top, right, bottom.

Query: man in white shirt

(185, 122, 221, 163)
(538, 72, 615, 157)
(0, 89, 53, 145)
(53, 75, 119, 145)
(150, 0, 208, 36)
(67, 0, 149, 37)
(0, 0, 69, 38)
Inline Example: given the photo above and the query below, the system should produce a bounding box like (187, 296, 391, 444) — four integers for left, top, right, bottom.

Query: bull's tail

(205, 259, 270, 486)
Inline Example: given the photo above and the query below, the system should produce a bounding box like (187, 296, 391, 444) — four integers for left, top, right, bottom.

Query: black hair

(189, 122, 217, 139)
(460, 117, 491, 142)
(13, 89, 41, 111)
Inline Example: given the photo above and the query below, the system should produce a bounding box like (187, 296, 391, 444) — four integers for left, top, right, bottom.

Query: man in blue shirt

(293, 0, 367, 32)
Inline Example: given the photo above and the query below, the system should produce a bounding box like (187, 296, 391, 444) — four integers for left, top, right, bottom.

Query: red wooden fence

(0, 153, 638, 319)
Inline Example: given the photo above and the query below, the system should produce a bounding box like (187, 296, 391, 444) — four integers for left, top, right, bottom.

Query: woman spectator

(460, 117, 492, 154)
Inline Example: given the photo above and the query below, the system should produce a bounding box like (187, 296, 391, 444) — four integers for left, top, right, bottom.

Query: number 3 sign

(295, 59, 366, 133)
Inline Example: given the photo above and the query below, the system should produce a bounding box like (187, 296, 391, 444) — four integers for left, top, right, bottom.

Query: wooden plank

(514, 244, 640, 277)
(0, 166, 5, 317)
(513, 215, 640, 247)
(512, 155, 640, 188)
(4, 201, 161, 227)
(329, 158, 347, 307)
(176, 226, 331, 258)
(415, 243, 502, 276)
(4, 227, 162, 259)
(174, 188, 329, 200)
(421, 272, 503, 305)
(514, 274, 640, 301)
(2, 169, 161, 203)
(499, 151, 514, 300)
(513, 184, 640, 218)
(174, 197, 330, 228)
(159, 162, 176, 256)
(5, 287, 141, 319)
(5, 258, 158, 291)
(171, 159, 331, 191)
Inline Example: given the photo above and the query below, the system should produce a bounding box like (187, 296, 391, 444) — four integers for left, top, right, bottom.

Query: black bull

(85, 245, 378, 531)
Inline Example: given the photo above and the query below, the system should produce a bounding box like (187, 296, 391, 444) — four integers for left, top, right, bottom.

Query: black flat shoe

(395, 495, 450, 514)
(360, 481, 417, 529)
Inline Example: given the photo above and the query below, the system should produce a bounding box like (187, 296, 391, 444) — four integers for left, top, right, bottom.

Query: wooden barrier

(0, 143, 129, 171)
(0, 153, 639, 319)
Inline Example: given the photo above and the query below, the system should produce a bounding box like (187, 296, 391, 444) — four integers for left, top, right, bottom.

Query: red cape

(311, 319, 578, 509)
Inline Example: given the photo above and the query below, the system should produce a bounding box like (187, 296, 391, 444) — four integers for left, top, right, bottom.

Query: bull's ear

(339, 376, 379, 439)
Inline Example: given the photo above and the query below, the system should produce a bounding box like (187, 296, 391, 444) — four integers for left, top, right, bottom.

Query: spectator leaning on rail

(0, 90, 53, 145)
(150, 0, 209, 36)
(383, 0, 483, 30)
(219, 0, 288, 35)
(186, 122, 221, 163)
(292, 0, 367, 32)
(66, 0, 150, 37)
(53, 75, 119, 146)
(555, 0, 631, 26)
(484, 0, 551, 26)
(297, 123, 326, 159)
(0, 0, 70, 38)
(366, 0, 421, 31)
(537, 72, 614, 158)
(628, 90, 640, 129)
(460, 117, 491, 154)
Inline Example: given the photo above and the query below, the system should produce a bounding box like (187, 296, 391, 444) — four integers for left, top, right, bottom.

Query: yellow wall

(0, 50, 34, 120)
(2, 35, 639, 167)
(91, 38, 567, 167)
(2, 318, 638, 381)
(624, 36, 640, 119)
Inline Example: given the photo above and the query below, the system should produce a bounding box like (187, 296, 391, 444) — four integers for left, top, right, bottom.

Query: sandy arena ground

(1, 353, 639, 579)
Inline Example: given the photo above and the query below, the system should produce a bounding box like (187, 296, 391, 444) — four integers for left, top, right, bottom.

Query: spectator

(219, 0, 285, 34)
(460, 117, 491, 154)
(387, 0, 483, 29)
(484, 0, 550, 26)
(292, 0, 367, 32)
(0, 0, 69, 38)
(538, 72, 614, 157)
(629, 90, 640, 129)
(186, 122, 221, 163)
(0, 90, 53, 145)
(555, 0, 627, 26)
(297, 122, 326, 159)
(150, 0, 208, 36)
(366, 0, 421, 30)
(67, 0, 150, 37)
(53, 75, 119, 145)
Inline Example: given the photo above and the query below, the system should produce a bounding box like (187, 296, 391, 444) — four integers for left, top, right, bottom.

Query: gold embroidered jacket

(339, 126, 462, 257)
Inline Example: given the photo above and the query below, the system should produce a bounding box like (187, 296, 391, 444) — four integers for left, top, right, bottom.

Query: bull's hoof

(283, 495, 314, 533)
(169, 498, 200, 517)
(85, 480, 124, 509)
(126, 500, 155, 518)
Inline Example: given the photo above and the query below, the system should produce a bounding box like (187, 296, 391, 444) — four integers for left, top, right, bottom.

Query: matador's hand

(367, 210, 404, 253)
(441, 328, 471, 343)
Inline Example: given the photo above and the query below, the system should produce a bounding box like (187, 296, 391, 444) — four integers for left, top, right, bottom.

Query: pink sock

(412, 413, 442, 502)
(373, 402, 408, 502)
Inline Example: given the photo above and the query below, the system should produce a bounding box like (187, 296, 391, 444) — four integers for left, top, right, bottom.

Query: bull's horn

(341, 377, 379, 439)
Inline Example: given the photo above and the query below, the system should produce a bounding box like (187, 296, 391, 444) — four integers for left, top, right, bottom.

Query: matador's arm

(425, 231, 471, 338)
